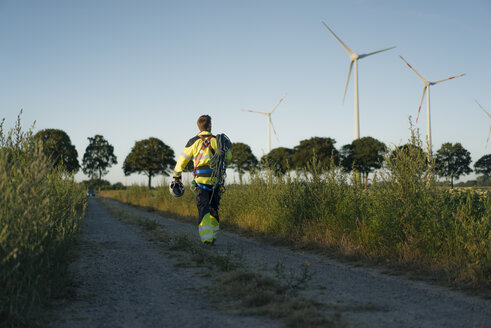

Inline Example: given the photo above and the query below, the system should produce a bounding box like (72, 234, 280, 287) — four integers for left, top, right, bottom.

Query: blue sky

(1, 0, 490, 185)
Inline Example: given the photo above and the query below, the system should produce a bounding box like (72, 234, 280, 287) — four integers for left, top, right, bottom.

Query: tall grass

(0, 114, 86, 326)
(102, 128, 490, 289)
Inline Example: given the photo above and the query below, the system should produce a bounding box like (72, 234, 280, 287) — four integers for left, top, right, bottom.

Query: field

(0, 117, 87, 326)
(101, 140, 490, 293)
(1, 115, 489, 326)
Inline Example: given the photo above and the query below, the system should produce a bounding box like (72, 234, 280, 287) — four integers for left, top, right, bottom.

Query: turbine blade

(321, 21, 355, 55)
(416, 86, 427, 123)
(270, 118, 280, 142)
(360, 46, 396, 58)
(475, 99, 491, 119)
(433, 73, 466, 84)
(343, 60, 354, 103)
(487, 126, 491, 149)
(270, 93, 287, 114)
(241, 109, 268, 115)
(399, 55, 427, 83)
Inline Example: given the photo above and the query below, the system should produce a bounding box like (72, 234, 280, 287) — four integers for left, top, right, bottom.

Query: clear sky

(1, 0, 490, 185)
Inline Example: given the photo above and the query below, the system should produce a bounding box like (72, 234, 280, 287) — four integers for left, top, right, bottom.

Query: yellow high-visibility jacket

(173, 131, 232, 186)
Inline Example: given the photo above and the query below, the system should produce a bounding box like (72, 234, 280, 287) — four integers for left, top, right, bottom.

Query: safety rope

(209, 133, 231, 202)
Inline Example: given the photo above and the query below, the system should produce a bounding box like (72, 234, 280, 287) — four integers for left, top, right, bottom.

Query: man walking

(172, 115, 231, 245)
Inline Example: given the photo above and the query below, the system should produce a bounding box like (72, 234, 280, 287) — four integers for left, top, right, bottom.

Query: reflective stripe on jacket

(173, 131, 232, 185)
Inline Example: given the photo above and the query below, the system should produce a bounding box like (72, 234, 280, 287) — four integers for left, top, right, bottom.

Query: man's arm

(173, 152, 191, 180)
(173, 137, 199, 179)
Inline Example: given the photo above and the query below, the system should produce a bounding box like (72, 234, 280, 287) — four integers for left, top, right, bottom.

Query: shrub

(0, 113, 86, 325)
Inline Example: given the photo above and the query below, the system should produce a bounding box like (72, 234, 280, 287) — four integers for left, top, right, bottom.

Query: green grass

(0, 114, 86, 326)
(101, 128, 490, 293)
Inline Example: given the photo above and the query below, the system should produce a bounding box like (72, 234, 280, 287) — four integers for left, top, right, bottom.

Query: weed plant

(0, 114, 86, 326)
(102, 126, 490, 289)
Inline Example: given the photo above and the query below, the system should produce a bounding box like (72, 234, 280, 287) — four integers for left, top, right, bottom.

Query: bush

(0, 114, 86, 325)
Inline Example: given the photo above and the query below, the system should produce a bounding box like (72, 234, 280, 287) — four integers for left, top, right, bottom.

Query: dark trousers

(195, 186, 221, 224)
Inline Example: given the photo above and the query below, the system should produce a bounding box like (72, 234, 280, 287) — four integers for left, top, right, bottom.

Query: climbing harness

(191, 133, 231, 203)
(193, 135, 215, 177)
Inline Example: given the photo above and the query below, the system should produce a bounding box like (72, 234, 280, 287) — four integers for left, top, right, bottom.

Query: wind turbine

(321, 21, 395, 140)
(399, 55, 466, 159)
(475, 99, 491, 148)
(242, 94, 287, 153)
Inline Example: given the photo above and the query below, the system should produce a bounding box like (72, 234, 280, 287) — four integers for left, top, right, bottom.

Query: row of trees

(33, 130, 176, 189)
(229, 137, 491, 188)
(34, 130, 118, 187)
(34, 129, 491, 188)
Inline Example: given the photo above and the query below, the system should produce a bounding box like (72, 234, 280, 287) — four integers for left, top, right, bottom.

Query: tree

(291, 137, 339, 171)
(340, 136, 386, 185)
(260, 147, 294, 176)
(111, 182, 126, 190)
(82, 135, 117, 189)
(34, 129, 79, 172)
(123, 137, 176, 189)
(227, 142, 257, 183)
(386, 143, 429, 179)
(476, 175, 491, 186)
(80, 179, 111, 191)
(435, 142, 472, 188)
(474, 154, 491, 177)
(389, 144, 426, 163)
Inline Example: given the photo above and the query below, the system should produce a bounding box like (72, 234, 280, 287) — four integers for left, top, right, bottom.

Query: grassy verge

(101, 129, 490, 296)
(101, 181, 490, 295)
(97, 197, 345, 328)
(0, 115, 87, 327)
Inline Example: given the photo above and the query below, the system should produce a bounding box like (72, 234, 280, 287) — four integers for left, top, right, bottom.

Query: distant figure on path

(171, 115, 232, 245)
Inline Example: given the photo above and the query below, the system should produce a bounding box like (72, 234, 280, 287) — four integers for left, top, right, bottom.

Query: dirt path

(48, 198, 281, 328)
(50, 198, 491, 328)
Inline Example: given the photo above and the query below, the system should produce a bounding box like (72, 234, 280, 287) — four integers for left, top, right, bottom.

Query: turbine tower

(400, 56, 466, 160)
(475, 99, 491, 148)
(321, 21, 395, 140)
(242, 94, 287, 153)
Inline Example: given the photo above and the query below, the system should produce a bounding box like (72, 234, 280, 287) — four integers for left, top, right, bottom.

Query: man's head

(197, 115, 212, 132)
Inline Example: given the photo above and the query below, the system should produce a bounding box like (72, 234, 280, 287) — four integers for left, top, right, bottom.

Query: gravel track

(50, 197, 491, 328)
(48, 198, 281, 328)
